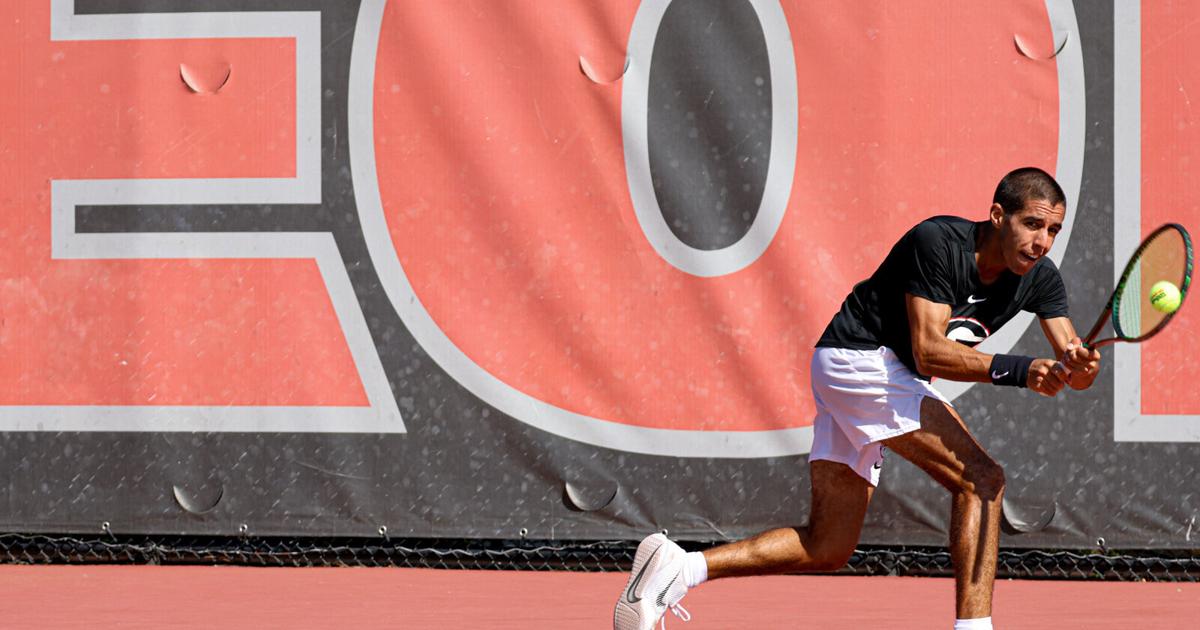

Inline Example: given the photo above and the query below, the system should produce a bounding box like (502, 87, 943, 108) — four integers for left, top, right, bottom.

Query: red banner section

(1140, 2, 1200, 415)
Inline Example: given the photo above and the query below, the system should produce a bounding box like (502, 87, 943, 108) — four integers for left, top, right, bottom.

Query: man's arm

(905, 293, 1069, 396)
(1038, 316, 1102, 390)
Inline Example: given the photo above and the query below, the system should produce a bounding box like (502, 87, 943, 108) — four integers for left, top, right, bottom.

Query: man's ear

(989, 202, 1005, 228)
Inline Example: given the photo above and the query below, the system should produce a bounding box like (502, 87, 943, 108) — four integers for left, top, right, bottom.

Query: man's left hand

(1061, 336, 1101, 390)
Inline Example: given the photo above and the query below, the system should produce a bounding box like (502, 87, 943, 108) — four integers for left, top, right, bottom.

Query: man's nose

(1033, 230, 1052, 253)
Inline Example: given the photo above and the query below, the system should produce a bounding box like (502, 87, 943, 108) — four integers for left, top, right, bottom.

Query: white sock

(954, 617, 992, 630)
(681, 551, 708, 588)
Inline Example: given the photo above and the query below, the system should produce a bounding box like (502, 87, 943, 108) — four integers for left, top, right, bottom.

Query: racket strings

(1113, 227, 1189, 339)
(1116, 262, 1143, 337)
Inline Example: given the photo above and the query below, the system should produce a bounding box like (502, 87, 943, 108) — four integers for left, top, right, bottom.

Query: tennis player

(613, 167, 1103, 630)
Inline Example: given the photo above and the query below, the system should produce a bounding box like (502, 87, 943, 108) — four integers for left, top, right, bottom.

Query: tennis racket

(1078, 223, 1193, 349)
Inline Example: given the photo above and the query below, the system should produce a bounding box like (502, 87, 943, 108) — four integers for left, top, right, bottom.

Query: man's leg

(883, 397, 1005, 621)
(702, 458, 874, 578)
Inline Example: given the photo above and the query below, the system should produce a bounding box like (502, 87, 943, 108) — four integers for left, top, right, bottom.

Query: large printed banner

(0, 1, 1196, 549)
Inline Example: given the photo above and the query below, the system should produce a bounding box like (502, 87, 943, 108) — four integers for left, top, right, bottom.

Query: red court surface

(3, 565, 1197, 629)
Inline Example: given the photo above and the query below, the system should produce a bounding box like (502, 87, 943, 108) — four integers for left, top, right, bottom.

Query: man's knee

(805, 536, 856, 572)
(962, 459, 1006, 501)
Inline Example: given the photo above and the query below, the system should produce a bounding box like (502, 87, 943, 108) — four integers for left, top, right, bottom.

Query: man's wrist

(989, 354, 1034, 387)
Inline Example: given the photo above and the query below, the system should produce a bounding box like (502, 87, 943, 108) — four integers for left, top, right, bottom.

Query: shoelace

(658, 603, 691, 629)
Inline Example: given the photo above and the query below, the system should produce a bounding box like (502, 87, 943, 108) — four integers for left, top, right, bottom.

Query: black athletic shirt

(816, 216, 1069, 378)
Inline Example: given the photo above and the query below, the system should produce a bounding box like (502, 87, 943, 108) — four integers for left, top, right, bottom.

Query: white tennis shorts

(809, 346, 950, 486)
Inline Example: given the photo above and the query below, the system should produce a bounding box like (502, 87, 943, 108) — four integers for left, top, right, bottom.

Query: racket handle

(1051, 361, 1072, 380)
(1081, 304, 1112, 348)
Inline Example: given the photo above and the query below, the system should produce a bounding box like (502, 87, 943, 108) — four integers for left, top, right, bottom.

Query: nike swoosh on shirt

(967, 295, 987, 303)
(625, 546, 662, 603)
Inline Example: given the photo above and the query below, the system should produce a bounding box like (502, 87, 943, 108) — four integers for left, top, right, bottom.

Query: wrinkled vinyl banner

(1, 0, 1197, 551)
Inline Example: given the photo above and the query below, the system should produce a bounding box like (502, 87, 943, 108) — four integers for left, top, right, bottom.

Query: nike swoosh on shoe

(656, 575, 679, 607)
(625, 546, 662, 604)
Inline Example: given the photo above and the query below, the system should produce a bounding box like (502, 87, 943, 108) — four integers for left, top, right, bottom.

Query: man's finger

(1063, 358, 1090, 372)
(1052, 362, 1072, 381)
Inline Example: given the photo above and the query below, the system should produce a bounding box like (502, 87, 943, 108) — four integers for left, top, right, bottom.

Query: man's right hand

(1028, 359, 1070, 397)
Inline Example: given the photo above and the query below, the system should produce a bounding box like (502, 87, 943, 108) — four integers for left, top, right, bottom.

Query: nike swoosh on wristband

(967, 295, 987, 303)
(991, 370, 1009, 379)
(625, 546, 662, 603)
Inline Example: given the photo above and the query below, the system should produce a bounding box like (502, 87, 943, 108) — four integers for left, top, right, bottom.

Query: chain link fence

(1, 533, 1196, 581)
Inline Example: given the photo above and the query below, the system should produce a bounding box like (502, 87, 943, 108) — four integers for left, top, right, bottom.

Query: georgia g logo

(946, 317, 992, 347)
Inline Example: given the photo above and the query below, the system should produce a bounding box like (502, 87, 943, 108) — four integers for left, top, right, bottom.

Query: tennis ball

(1149, 280, 1182, 314)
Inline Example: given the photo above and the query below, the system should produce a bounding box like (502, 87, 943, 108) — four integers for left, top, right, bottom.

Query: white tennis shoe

(613, 533, 691, 630)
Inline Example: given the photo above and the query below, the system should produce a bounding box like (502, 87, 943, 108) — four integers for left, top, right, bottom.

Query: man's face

(996, 199, 1066, 275)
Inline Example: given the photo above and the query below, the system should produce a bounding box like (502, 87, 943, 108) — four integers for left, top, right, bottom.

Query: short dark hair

(992, 167, 1066, 214)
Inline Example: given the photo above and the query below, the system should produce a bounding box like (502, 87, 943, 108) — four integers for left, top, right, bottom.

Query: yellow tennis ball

(1149, 280, 1182, 314)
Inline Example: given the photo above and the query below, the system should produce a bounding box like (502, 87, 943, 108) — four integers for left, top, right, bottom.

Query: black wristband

(989, 354, 1034, 388)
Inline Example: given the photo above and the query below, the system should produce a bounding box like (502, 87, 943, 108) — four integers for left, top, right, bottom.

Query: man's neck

(974, 222, 1008, 284)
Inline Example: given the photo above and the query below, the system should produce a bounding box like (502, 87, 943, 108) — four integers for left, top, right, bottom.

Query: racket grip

(1052, 361, 1072, 380)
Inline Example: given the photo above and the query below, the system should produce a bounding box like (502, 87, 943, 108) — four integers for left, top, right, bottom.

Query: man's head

(989, 167, 1066, 275)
